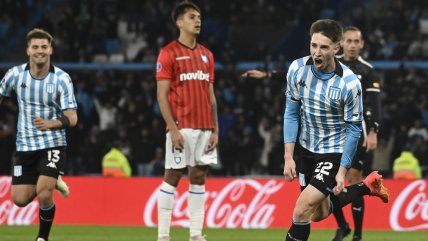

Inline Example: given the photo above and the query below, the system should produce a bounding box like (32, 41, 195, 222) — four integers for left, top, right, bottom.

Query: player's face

(310, 33, 340, 72)
(177, 8, 201, 36)
(27, 38, 52, 67)
(341, 30, 364, 60)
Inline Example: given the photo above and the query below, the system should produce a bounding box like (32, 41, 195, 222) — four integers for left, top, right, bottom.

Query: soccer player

(155, 2, 218, 241)
(331, 26, 382, 241)
(0, 28, 77, 241)
(283, 19, 389, 241)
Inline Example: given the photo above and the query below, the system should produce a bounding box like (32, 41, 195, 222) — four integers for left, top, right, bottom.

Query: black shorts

(12, 147, 67, 185)
(298, 147, 341, 196)
(351, 134, 365, 171)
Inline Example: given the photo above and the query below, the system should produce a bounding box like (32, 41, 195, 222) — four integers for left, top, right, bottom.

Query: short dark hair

(171, 1, 201, 24)
(343, 26, 363, 39)
(310, 19, 342, 43)
(27, 28, 53, 45)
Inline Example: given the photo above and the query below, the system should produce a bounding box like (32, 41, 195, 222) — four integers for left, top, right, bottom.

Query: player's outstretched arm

(241, 69, 269, 79)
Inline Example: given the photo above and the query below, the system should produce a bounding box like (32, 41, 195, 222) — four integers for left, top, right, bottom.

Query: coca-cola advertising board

(0, 176, 427, 230)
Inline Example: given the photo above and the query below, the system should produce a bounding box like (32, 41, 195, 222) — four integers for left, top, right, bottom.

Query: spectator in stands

(102, 145, 132, 178)
(393, 144, 422, 180)
(408, 118, 428, 141)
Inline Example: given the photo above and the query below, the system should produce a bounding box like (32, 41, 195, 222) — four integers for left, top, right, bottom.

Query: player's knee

(189, 173, 206, 185)
(163, 169, 183, 186)
(293, 203, 313, 221)
(37, 190, 54, 207)
(189, 166, 208, 185)
(348, 173, 362, 184)
(13, 197, 32, 207)
(311, 209, 328, 222)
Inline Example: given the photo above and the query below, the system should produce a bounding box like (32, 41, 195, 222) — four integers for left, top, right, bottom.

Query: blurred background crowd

(1, 0, 428, 177)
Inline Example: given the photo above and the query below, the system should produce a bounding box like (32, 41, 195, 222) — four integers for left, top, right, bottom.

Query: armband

(58, 116, 70, 128)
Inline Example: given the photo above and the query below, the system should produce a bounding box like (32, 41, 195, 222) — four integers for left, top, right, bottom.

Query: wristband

(58, 116, 70, 128)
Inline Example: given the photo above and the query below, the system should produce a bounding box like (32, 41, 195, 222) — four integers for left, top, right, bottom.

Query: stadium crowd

(1, 0, 428, 177)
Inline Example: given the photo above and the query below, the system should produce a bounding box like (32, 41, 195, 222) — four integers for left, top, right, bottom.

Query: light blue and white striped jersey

(285, 56, 363, 154)
(0, 63, 77, 151)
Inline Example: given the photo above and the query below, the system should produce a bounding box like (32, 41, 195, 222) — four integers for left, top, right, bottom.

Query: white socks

(188, 184, 205, 237)
(157, 182, 206, 238)
(157, 182, 176, 238)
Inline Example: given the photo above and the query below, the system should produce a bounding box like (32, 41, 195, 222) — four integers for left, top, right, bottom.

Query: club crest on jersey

(46, 83, 55, 94)
(328, 86, 341, 100)
(201, 54, 208, 63)
(156, 63, 162, 72)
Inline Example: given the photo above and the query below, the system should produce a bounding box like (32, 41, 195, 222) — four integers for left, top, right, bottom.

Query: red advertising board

(1, 176, 427, 230)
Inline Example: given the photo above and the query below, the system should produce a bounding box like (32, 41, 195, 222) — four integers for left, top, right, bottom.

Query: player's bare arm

(206, 84, 218, 153)
(241, 69, 269, 79)
(157, 79, 184, 150)
(34, 109, 77, 130)
(283, 142, 297, 182)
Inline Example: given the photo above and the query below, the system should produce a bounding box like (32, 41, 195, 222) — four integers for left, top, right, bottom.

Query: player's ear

(176, 17, 183, 28)
(360, 39, 365, 49)
(334, 42, 340, 54)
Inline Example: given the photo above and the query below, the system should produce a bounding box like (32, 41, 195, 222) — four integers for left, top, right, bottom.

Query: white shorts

(165, 128, 218, 169)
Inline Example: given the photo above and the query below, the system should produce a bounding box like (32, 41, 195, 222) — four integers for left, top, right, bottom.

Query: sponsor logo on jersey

(179, 70, 210, 81)
(314, 172, 324, 182)
(156, 63, 162, 72)
(47, 162, 57, 169)
(176, 56, 191, 61)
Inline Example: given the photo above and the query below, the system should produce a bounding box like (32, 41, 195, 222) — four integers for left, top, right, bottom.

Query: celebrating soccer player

(282, 19, 389, 241)
(155, 2, 219, 241)
(0, 28, 77, 241)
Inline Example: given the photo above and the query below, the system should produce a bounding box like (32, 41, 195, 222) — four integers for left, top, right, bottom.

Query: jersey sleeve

(286, 59, 301, 101)
(0, 68, 17, 97)
(59, 74, 78, 110)
(156, 48, 174, 81)
(364, 68, 382, 131)
(343, 78, 363, 122)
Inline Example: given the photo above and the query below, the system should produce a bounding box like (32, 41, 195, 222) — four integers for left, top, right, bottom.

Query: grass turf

(1, 226, 427, 241)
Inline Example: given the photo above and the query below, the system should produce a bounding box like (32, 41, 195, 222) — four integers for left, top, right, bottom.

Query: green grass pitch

(1, 226, 427, 241)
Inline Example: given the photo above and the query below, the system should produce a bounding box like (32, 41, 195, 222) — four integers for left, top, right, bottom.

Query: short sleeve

(0, 68, 16, 97)
(156, 48, 174, 81)
(59, 74, 78, 110)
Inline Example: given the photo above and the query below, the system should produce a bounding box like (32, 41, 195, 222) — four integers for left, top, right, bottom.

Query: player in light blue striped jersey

(0, 28, 77, 241)
(283, 20, 389, 241)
